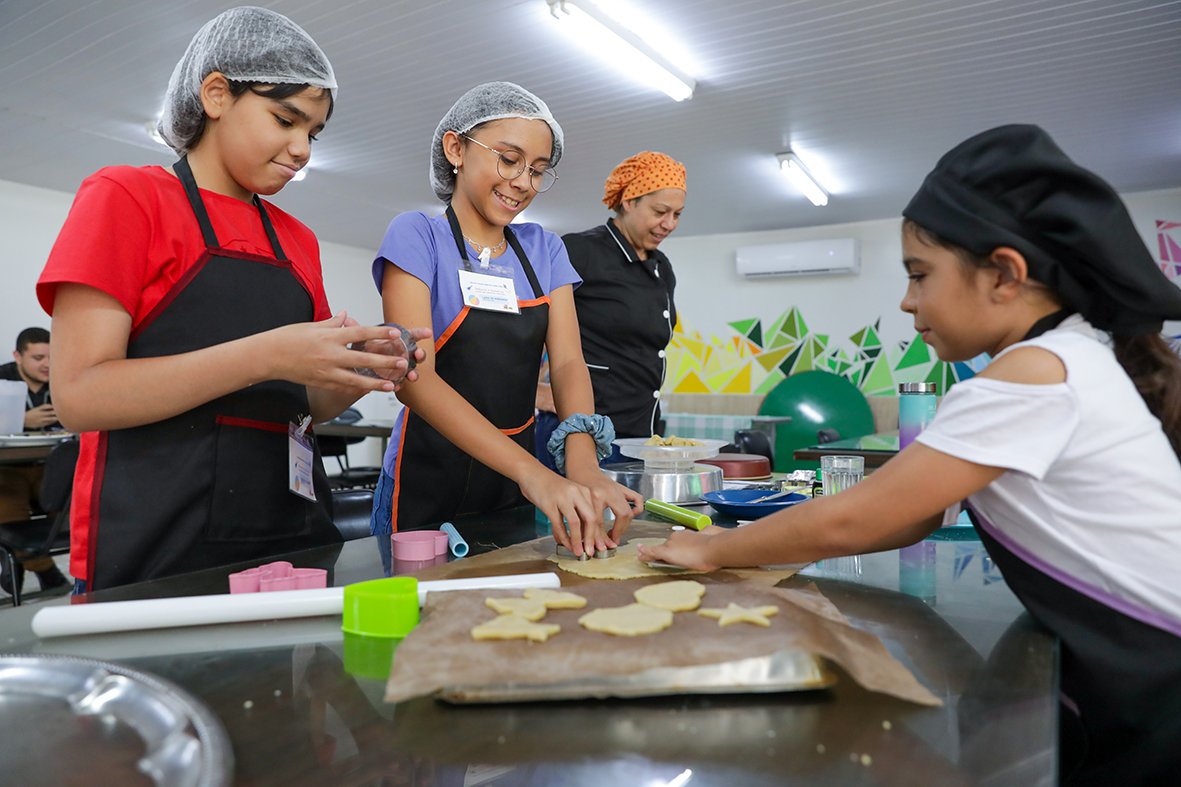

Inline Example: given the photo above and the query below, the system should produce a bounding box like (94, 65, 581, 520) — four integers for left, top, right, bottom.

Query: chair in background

(317, 408, 382, 490)
(731, 428, 775, 464)
(757, 371, 875, 472)
(331, 488, 375, 541)
(0, 437, 78, 606)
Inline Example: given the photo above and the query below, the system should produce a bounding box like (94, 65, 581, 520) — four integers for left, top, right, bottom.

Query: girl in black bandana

(640, 125, 1181, 784)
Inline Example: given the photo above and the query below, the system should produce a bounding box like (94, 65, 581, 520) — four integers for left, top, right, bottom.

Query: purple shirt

(372, 211, 581, 474)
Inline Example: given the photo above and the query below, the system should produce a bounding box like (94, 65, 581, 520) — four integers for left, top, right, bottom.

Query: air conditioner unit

(735, 238, 859, 278)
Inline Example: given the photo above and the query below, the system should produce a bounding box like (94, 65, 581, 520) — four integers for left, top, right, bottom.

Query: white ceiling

(2, 0, 1179, 249)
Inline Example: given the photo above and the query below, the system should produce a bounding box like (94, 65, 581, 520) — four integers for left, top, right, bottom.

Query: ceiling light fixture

(546, 0, 696, 102)
(777, 151, 829, 207)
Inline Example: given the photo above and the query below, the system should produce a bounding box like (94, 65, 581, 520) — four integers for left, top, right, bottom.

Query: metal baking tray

(0, 654, 233, 787)
(439, 649, 836, 703)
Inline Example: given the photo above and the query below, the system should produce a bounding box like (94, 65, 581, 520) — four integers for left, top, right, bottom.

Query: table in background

(0, 444, 54, 465)
(0, 432, 74, 465)
(0, 506, 1055, 785)
(315, 418, 395, 456)
(793, 431, 900, 469)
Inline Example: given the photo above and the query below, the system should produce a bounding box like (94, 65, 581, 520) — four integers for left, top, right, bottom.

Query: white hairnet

(158, 6, 337, 154)
(430, 82, 564, 202)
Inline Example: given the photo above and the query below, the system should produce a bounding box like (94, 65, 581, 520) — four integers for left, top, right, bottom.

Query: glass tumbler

(820, 455, 864, 495)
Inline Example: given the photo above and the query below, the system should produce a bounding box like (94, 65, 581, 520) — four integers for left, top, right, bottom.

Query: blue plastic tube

(440, 522, 469, 557)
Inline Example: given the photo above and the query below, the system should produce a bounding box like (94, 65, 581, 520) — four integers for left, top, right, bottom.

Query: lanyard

(443, 205, 543, 297)
(446, 204, 486, 273)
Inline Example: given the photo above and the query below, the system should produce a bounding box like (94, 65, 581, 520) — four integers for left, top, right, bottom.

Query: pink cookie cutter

(393, 553, 449, 574)
(391, 530, 449, 561)
(229, 560, 328, 593)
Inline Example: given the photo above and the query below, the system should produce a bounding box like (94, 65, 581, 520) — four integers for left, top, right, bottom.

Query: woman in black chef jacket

(554, 152, 686, 460)
(36, 7, 426, 591)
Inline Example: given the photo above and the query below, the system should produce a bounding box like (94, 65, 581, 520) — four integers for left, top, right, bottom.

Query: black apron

(87, 157, 338, 590)
(965, 504, 1181, 784)
(959, 309, 1181, 783)
(390, 206, 548, 531)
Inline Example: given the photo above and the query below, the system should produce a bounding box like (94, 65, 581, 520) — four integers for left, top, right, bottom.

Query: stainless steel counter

(0, 507, 1056, 785)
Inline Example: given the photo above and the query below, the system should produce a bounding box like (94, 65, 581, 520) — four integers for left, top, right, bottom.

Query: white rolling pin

(31, 572, 561, 639)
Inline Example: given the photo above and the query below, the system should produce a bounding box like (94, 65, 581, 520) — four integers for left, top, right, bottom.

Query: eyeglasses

(461, 134, 558, 193)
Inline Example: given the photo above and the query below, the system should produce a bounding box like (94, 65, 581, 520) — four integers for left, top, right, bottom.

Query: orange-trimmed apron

(390, 205, 548, 531)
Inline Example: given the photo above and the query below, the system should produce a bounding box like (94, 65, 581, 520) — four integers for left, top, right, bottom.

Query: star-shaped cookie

(471, 614, 561, 642)
(697, 602, 780, 627)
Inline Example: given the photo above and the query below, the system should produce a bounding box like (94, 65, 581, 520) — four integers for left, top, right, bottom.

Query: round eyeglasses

(462, 134, 558, 193)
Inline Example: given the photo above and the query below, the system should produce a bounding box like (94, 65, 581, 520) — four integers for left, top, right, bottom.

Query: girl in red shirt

(38, 7, 427, 591)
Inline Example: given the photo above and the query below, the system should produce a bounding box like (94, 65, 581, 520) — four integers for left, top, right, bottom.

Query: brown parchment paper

(387, 532, 941, 707)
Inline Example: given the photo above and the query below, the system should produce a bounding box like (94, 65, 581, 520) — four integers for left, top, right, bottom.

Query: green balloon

(758, 371, 875, 472)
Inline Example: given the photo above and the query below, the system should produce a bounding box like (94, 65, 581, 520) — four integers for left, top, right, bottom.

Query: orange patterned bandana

(602, 151, 686, 209)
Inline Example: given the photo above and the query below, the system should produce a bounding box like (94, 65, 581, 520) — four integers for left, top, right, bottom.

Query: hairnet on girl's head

(430, 82, 564, 202)
(157, 6, 337, 154)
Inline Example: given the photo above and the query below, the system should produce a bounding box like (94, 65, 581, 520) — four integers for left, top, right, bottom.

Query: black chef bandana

(903, 124, 1181, 335)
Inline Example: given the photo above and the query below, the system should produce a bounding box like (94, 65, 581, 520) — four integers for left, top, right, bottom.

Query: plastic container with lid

(612, 437, 728, 472)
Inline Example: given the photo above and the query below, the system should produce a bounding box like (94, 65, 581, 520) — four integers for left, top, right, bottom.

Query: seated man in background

(0, 326, 68, 595)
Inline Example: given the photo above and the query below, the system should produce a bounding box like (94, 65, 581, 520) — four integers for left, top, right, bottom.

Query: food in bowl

(643, 434, 703, 447)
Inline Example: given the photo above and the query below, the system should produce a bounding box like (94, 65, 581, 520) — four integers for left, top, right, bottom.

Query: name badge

(458, 268, 520, 314)
(288, 418, 317, 501)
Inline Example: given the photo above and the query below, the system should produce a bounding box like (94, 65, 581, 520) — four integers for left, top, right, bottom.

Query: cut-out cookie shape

(522, 588, 589, 609)
(471, 615, 561, 642)
(633, 580, 707, 611)
(578, 603, 674, 637)
(697, 603, 780, 627)
(484, 597, 549, 621)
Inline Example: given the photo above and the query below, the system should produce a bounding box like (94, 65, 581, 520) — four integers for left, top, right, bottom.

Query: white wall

(659, 216, 910, 346)
(0, 179, 72, 343)
(661, 186, 1181, 347)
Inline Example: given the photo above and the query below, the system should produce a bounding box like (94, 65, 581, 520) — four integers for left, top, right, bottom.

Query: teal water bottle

(898, 382, 937, 449)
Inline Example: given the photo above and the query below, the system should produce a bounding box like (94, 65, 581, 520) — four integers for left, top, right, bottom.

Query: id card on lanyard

(457, 267, 520, 314)
(446, 204, 522, 315)
(288, 416, 317, 501)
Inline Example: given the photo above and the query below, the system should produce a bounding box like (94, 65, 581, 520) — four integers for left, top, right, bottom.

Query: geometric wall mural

(1158, 219, 1181, 282)
(664, 306, 986, 397)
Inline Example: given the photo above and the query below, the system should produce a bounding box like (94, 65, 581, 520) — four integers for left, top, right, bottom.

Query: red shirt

(38, 165, 332, 582)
